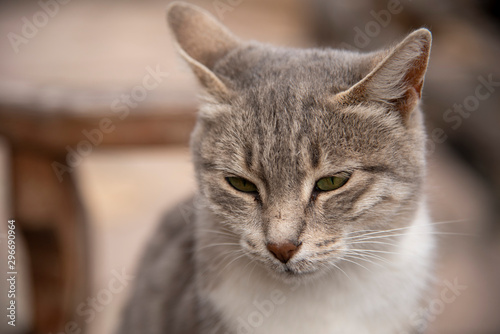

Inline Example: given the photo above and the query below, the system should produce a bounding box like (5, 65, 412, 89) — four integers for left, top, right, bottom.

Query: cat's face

(168, 3, 431, 279)
(191, 59, 425, 278)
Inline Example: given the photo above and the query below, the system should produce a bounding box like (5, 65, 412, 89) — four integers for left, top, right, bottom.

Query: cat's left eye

(226, 177, 258, 193)
(315, 174, 350, 192)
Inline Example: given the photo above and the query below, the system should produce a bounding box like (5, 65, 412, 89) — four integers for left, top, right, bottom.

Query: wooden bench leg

(11, 148, 88, 334)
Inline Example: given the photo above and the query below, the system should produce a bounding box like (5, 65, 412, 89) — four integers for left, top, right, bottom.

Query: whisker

(343, 254, 385, 268)
(348, 248, 402, 256)
(338, 257, 372, 273)
(344, 219, 469, 241)
(349, 240, 399, 247)
(245, 261, 259, 286)
(241, 256, 257, 273)
(197, 249, 245, 278)
(220, 253, 249, 274)
(209, 249, 246, 270)
(328, 262, 351, 280)
(197, 242, 241, 251)
(207, 249, 247, 281)
(344, 225, 421, 241)
(344, 250, 391, 264)
(198, 229, 237, 238)
(344, 229, 379, 236)
(350, 231, 473, 243)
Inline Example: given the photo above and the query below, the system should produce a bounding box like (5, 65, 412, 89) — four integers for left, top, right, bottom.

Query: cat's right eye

(226, 177, 258, 193)
(315, 174, 350, 192)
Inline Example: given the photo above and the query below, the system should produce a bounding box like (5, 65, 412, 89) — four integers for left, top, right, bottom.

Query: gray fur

(117, 3, 433, 334)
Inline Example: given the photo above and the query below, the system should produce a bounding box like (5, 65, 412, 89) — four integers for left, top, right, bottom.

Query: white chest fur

(207, 205, 434, 334)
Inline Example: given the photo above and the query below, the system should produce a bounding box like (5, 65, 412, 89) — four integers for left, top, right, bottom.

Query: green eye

(315, 175, 350, 192)
(226, 177, 258, 193)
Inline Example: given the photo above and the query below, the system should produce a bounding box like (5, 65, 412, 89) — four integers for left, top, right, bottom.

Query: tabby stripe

(361, 165, 416, 184)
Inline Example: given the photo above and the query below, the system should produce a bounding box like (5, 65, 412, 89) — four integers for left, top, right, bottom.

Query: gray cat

(117, 2, 435, 334)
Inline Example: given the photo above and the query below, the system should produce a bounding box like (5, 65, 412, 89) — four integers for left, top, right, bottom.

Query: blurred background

(0, 0, 499, 333)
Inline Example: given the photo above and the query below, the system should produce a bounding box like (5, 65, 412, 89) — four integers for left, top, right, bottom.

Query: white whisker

(344, 250, 391, 265)
(198, 229, 237, 238)
(220, 253, 248, 274)
(339, 257, 372, 273)
(343, 254, 385, 268)
(197, 242, 241, 251)
(328, 262, 351, 280)
(349, 240, 399, 247)
(348, 248, 402, 256)
(350, 231, 472, 243)
(344, 219, 468, 241)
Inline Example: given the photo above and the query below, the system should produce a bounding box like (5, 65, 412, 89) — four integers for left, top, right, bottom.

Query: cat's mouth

(269, 259, 323, 279)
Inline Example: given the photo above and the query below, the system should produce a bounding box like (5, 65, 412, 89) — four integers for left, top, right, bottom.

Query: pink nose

(267, 241, 300, 263)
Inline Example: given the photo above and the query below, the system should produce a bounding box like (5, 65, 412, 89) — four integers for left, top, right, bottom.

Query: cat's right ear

(334, 29, 432, 125)
(167, 2, 240, 99)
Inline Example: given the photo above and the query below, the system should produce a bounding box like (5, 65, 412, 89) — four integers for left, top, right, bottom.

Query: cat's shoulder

(116, 197, 198, 334)
(129, 196, 197, 290)
(158, 196, 197, 240)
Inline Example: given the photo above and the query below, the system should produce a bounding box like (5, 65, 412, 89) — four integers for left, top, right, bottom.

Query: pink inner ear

(390, 40, 430, 120)
(404, 43, 430, 99)
(397, 86, 420, 120)
(414, 81, 424, 99)
(405, 67, 425, 99)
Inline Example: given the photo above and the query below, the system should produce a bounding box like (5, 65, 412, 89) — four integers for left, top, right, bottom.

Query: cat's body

(117, 3, 435, 334)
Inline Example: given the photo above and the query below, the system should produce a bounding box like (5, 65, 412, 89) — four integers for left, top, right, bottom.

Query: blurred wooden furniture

(0, 0, 201, 331)
(0, 93, 195, 333)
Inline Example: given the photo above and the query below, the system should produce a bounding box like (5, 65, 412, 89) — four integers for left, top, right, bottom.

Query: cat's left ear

(167, 2, 241, 100)
(335, 29, 431, 123)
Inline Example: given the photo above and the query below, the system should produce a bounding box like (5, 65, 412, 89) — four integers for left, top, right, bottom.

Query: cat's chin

(265, 262, 324, 283)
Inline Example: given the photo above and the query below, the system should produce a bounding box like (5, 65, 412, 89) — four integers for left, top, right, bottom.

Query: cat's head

(167, 3, 431, 280)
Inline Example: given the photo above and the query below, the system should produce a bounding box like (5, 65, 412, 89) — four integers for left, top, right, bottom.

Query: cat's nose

(266, 241, 300, 264)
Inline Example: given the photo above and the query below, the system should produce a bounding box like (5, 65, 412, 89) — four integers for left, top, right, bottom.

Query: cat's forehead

(215, 44, 377, 96)
(203, 44, 404, 157)
(202, 94, 403, 174)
